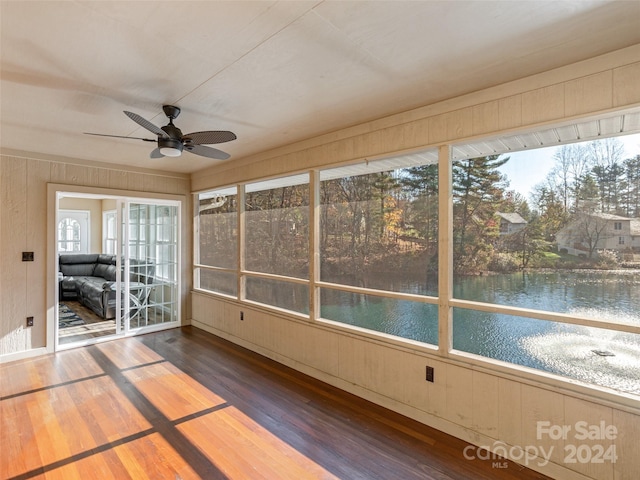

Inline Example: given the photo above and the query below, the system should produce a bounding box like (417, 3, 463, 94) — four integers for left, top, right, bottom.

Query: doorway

(55, 192, 181, 349)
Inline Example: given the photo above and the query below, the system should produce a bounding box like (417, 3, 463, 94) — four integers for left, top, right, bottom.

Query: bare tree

(588, 138, 625, 212)
(563, 212, 610, 258)
(545, 143, 590, 213)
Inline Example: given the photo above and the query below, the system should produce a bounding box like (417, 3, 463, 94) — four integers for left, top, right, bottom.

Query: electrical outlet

(26, 316, 34, 327)
(22, 252, 34, 262)
(426, 366, 434, 383)
(240, 311, 244, 321)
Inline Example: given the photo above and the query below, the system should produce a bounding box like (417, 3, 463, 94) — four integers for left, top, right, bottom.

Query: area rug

(59, 303, 86, 328)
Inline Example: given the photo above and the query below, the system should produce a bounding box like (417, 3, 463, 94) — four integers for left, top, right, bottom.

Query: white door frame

(47, 184, 186, 353)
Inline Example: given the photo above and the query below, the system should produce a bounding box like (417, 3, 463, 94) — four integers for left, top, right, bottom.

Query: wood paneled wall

(0, 154, 191, 360)
(189, 45, 640, 480)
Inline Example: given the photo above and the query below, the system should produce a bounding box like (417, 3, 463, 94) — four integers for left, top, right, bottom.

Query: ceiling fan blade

(150, 148, 164, 159)
(124, 111, 168, 138)
(185, 143, 231, 160)
(184, 130, 237, 145)
(84, 132, 156, 142)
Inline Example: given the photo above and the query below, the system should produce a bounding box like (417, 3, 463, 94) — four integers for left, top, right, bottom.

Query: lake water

(321, 271, 640, 395)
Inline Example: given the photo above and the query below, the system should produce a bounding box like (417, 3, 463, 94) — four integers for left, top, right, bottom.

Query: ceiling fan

(85, 105, 236, 160)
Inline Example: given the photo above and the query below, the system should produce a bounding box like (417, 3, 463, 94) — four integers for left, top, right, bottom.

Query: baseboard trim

(0, 347, 49, 364)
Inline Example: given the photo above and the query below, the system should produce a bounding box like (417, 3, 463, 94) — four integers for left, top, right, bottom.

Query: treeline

(199, 137, 639, 281)
(533, 138, 640, 218)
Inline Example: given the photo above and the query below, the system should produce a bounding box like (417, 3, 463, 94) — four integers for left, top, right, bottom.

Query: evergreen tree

(623, 155, 640, 216)
(452, 155, 509, 273)
(573, 173, 599, 212)
(400, 164, 439, 247)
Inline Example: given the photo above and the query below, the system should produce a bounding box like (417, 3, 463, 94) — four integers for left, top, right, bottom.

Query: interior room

(1, 2, 639, 479)
(56, 193, 181, 346)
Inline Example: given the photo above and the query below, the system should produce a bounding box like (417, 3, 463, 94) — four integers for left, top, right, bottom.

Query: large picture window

(244, 175, 309, 313)
(318, 153, 439, 345)
(451, 131, 640, 395)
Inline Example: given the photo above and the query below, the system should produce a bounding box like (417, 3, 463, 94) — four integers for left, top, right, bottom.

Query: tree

(530, 185, 568, 242)
(573, 173, 599, 212)
(400, 164, 439, 248)
(587, 138, 625, 213)
(499, 222, 548, 269)
(320, 171, 402, 282)
(501, 190, 531, 220)
(568, 212, 610, 258)
(545, 143, 590, 213)
(452, 155, 509, 273)
(623, 155, 640, 216)
(372, 172, 400, 240)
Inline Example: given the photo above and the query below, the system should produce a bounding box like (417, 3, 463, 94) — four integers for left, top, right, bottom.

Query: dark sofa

(58, 254, 118, 319)
(58, 254, 155, 320)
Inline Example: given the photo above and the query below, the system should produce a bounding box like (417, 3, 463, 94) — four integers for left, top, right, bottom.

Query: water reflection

(322, 271, 640, 395)
(321, 289, 438, 345)
(455, 270, 640, 315)
(522, 326, 640, 394)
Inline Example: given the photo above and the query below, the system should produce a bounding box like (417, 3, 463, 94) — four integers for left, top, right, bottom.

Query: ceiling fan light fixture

(158, 137, 183, 157)
(159, 146, 182, 157)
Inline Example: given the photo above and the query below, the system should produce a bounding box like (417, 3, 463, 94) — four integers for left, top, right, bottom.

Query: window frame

(103, 209, 117, 254)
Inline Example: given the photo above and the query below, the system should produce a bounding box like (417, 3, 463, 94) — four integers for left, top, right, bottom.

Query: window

(244, 175, 309, 314)
(127, 203, 178, 281)
(103, 210, 117, 254)
(196, 188, 238, 296)
(126, 202, 180, 328)
(58, 218, 81, 253)
(318, 152, 439, 344)
(153, 205, 178, 281)
(57, 210, 89, 253)
(450, 134, 640, 395)
(244, 175, 309, 278)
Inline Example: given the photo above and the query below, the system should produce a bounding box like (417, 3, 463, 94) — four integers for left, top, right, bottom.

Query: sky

(497, 133, 640, 200)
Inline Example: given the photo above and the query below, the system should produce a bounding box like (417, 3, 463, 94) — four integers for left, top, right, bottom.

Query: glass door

(124, 202, 180, 330)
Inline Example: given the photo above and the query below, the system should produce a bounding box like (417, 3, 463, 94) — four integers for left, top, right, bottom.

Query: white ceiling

(2, 1, 640, 174)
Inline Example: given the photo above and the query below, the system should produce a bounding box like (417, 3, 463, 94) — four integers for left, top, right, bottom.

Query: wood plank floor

(1, 327, 551, 480)
(58, 301, 116, 344)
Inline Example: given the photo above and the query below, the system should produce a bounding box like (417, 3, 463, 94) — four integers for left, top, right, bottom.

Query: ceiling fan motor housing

(161, 123, 183, 140)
